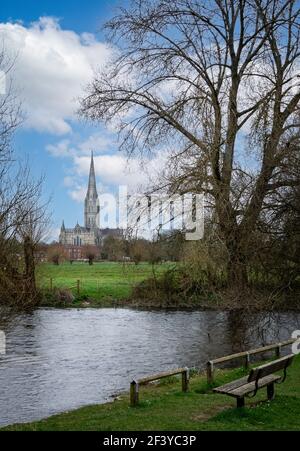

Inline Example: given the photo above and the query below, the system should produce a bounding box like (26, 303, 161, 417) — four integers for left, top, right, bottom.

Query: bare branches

(0, 46, 50, 309)
(0, 47, 21, 164)
(80, 0, 300, 286)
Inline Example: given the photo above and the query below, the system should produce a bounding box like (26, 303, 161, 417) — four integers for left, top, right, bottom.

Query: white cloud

(49, 133, 168, 202)
(0, 17, 112, 135)
(63, 176, 74, 187)
(69, 185, 87, 203)
(78, 132, 115, 154)
(73, 152, 168, 191)
(46, 139, 75, 157)
(46, 130, 114, 157)
(74, 154, 141, 186)
(69, 152, 138, 201)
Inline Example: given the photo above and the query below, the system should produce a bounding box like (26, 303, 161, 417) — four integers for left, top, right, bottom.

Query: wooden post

(237, 397, 245, 408)
(275, 345, 281, 358)
(245, 352, 250, 369)
(50, 278, 53, 291)
(130, 380, 139, 406)
(207, 361, 214, 384)
(267, 383, 275, 401)
(182, 368, 189, 392)
(77, 279, 80, 296)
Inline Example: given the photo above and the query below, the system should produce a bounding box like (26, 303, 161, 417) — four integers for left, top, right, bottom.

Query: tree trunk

(227, 243, 248, 288)
(216, 197, 248, 288)
(23, 236, 37, 304)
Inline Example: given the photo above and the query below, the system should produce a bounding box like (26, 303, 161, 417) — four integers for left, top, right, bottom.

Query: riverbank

(37, 262, 300, 311)
(3, 354, 300, 431)
(40, 289, 300, 311)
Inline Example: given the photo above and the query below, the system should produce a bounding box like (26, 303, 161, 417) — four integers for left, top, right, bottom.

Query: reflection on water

(0, 307, 299, 426)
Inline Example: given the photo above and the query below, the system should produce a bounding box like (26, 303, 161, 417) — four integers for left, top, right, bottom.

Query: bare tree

(16, 179, 50, 304)
(47, 244, 66, 266)
(83, 245, 99, 265)
(0, 47, 49, 309)
(80, 0, 300, 288)
(0, 165, 50, 308)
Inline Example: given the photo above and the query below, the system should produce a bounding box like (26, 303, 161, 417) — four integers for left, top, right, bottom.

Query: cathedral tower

(84, 152, 99, 229)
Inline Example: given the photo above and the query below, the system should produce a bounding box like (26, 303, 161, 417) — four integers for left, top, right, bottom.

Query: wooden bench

(213, 354, 294, 408)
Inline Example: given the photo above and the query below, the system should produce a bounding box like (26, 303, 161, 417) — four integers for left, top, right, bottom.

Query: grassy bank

(36, 261, 300, 310)
(37, 261, 173, 306)
(3, 355, 300, 431)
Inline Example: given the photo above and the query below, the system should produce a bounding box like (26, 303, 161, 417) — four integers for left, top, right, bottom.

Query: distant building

(62, 245, 86, 261)
(59, 152, 122, 259)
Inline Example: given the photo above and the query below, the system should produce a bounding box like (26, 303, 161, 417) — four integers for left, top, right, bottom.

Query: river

(0, 307, 299, 426)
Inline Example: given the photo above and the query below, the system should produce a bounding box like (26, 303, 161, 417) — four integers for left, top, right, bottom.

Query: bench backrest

(247, 354, 294, 383)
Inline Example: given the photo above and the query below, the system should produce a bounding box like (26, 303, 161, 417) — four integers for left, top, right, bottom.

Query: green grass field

(3, 355, 300, 431)
(37, 261, 173, 303)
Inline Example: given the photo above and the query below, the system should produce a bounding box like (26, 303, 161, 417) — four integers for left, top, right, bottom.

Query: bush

(43, 288, 75, 307)
(132, 268, 182, 303)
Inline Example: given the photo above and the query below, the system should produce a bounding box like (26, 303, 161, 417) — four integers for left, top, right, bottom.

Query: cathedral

(59, 152, 122, 256)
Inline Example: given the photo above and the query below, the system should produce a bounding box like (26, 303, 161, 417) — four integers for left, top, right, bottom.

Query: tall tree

(17, 180, 50, 305)
(80, 0, 300, 287)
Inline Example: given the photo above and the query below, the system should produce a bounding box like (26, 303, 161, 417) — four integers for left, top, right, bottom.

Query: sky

(0, 1, 264, 242)
(0, 0, 154, 241)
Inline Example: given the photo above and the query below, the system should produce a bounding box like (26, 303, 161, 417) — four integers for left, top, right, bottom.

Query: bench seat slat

(212, 376, 249, 392)
(213, 374, 281, 398)
(230, 374, 281, 397)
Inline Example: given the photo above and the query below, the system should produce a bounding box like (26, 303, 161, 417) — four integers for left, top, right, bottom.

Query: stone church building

(59, 152, 122, 258)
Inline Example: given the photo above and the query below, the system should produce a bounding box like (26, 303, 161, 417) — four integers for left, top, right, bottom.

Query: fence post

(182, 368, 189, 392)
(130, 380, 139, 406)
(275, 344, 281, 358)
(245, 352, 250, 369)
(77, 279, 80, 296)
(207, 361, 214, 384)
(50, 278, 53, 291)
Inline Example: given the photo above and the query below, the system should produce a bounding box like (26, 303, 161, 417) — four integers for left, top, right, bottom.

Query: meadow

(37, 261, 173, 304)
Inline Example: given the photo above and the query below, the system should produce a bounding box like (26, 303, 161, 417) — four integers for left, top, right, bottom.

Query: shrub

(45, 288, 75, 307)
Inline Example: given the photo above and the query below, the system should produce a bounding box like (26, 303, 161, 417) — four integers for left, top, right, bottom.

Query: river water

(0, 307, 299, 426)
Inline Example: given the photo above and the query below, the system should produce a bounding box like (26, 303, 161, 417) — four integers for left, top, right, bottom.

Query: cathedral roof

(62, 224, 100, 234)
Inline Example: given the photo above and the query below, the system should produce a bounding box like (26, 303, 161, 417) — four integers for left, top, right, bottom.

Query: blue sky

(0, 0, 117, 35)
(0, 1, 267, 243)
(0, 0, 148, 241)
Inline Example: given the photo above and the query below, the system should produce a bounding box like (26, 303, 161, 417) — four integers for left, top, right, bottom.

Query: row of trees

(44, 232, 185, 265)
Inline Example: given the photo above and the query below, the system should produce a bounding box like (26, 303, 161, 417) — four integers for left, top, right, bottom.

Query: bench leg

(267, 383, 275, 401)
(237, 397, 245, 408)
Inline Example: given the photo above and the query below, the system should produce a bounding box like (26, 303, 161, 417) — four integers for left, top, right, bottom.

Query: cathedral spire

(86, 151, 97, 199)
(84, 151, 99, 229)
